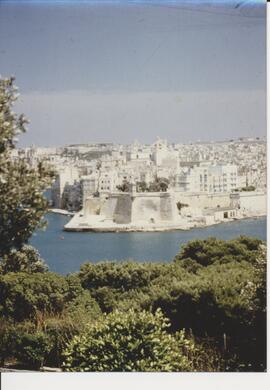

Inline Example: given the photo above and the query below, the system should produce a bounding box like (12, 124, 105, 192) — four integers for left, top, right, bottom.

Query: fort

(64, 189, 266, 232)
(64, 187, 186, 231)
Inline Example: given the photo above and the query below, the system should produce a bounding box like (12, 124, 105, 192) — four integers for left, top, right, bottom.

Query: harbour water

(30, 213, 266, 275)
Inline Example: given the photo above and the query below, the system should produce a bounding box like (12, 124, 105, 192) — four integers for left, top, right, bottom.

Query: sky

(0, 0, 266, 147)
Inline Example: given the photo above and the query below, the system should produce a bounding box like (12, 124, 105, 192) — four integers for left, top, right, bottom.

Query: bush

(44, 291, 102, 367)
(14, 331, 51, 369)
(79, 262, 167, 291)
(0, 319, 14, 365)
(43, 316, 83, 367)
(0, 245, 48, 274)
(0, 272, 68, 321)
(63, 309, 194, 372)
(0, 272, 100, 322)
(174, 236, 262, 266)
(151, 261, 254, 335)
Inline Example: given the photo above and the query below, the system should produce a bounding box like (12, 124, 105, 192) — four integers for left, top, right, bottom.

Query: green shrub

(0, 245, 48, 274)
(0, 272, 68, 321)
(63, 309, 194, 372)
(43, 316, 82, 367)
(0, 272, 101, 322)
(79, 262, 168, 291)
(0, 319, 15, 365)
(174, 236, 262, 266)
(14, 331, 51, 369)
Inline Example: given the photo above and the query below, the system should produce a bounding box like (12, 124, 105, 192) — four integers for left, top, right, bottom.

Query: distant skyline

(0, 0, 266, 147)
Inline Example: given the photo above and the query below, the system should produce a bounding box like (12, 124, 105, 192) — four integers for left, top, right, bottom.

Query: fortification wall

(174, 192, 231, 209)
(84, 198, 103, 215)
(239, 192, 266, 215)
(113, 194, 132, 224)
(94, 192, 178, 224)
(132, 194, 161, 223)
(160, 194, 177, 221)
(103, 196, 118, 219)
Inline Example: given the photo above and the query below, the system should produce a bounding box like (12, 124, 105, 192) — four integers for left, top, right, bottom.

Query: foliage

(174, 236, 262, 266)
(116, 182, 130, 192)
(13, 331, 51, 369)
(0, 236, 265, 371)
(237, 244, 267, 371)
(178, 334, 225, 372)
(176, 202, 189, 211)
(0, 273, 101, 368)
(148, 177, 169, 192)
(135, 178, 169, 192)
(0, 319, 50, 369)
(42, 305, 100, 368)
(79, 261, 170, 292)
(0, 76, 54, 257)
(0, 272, 100, 322)
(0, 319, 15, 365)
(136, 181, 148, 192)
(0, 245, 48, 274)
(241, 186, 255, 191)
(63, 309, 193, 372)
(0, 272, 67, 321)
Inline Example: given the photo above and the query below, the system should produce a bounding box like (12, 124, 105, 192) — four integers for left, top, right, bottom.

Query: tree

(0, 272, 101, 323)
(174, 236, 262, 266)
(0, 76, 54, 257)
(116, 182, 130, 192)
(148, 177, 169, 192)
(13, 331, 51, 370)
(176, 202, 189, 211)
(63, 309, 194, 372)
(241, 186, 255, 192)
(238, 244, 266, 370)
(136, 181, 148, 192)
(0, 244, 48, 274)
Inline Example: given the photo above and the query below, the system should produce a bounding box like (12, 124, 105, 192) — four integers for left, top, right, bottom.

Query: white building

(51, 166, 80, 208)
(175, 163, 238, 193)
(152, 137, 179, 169)
(81, 174, 98, 203)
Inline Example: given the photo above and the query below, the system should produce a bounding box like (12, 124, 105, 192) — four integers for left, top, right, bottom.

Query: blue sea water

(30, 213, 266, 275)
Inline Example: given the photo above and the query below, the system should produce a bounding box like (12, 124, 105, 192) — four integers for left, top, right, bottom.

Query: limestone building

(175, 163, 238, 193)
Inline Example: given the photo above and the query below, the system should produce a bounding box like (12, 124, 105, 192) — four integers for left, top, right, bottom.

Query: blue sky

(0, 0, 266, 146)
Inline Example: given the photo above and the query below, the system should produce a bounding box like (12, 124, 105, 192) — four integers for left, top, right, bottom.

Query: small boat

(59, 235, 65, 240)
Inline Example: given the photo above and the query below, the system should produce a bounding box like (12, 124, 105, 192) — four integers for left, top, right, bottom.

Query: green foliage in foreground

(0, 245, 48, 274)
(0, 236, 266, 372)
(13, 331, 51, 369)
(0, 76, 54, 258)
(0, 272, 101, 368)
(77, 236, 266, 371)
(174, 236, 262, 266)
(63, 309, 193, 372)
(0, 272, 100, 322)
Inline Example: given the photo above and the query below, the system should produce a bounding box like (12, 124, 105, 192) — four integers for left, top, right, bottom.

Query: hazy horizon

(0, 0, 266, 147)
